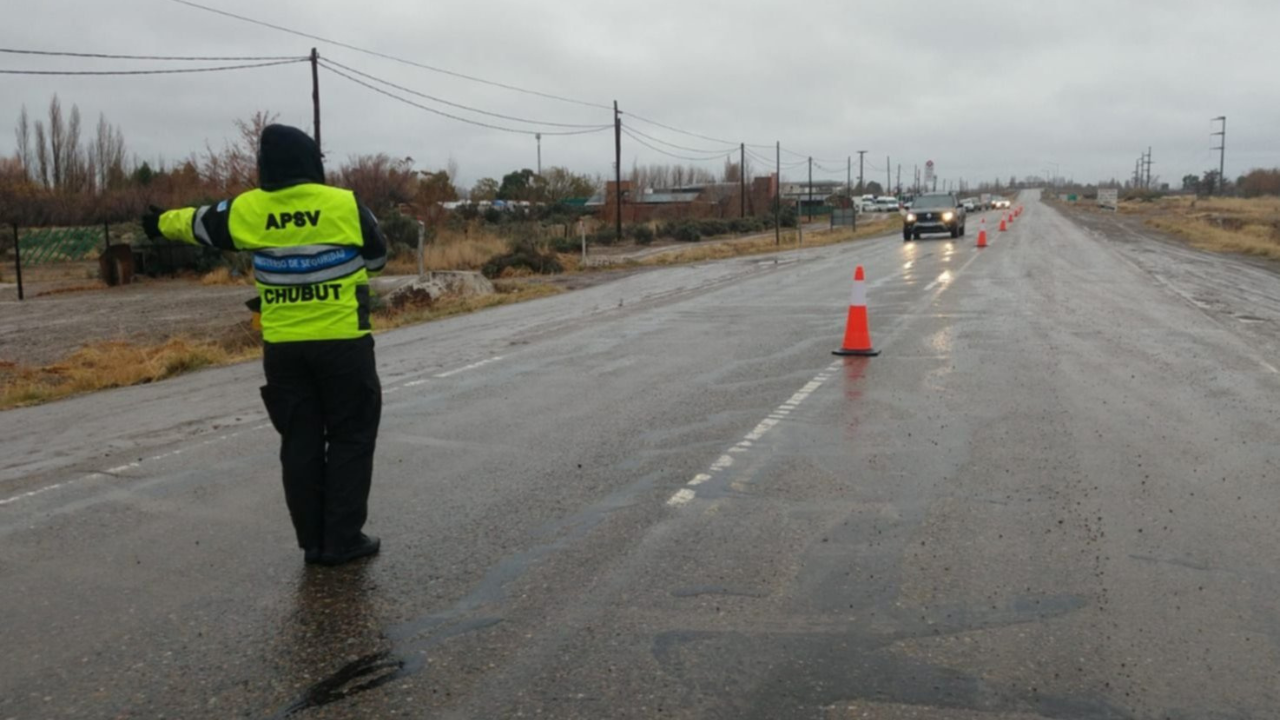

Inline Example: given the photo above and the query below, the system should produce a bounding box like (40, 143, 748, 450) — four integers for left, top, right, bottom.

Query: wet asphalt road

(3, 193, 1280, 719)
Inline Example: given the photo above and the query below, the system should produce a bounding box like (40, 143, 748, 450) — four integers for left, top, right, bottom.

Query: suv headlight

(906, 213, 916, 223)
(942, 211, 954, 222)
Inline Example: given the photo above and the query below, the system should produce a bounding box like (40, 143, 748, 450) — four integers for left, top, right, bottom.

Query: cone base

(833, 348, 880, 357)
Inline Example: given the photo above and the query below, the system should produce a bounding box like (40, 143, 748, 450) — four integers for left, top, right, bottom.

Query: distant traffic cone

(833, 266, 880, 357)
(977, 218, 988, 248)
(999, 216, 1007, 232)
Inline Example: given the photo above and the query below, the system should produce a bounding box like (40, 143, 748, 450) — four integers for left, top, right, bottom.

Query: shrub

(591, 228, 619, 246)
(672, 221, 701, 242)
(628, 224, 655, 245)
(481, 242, 564, 278)
(380, 211, 422, 256)
(698, 219, 728, 237)
(551, 235, 580, 253)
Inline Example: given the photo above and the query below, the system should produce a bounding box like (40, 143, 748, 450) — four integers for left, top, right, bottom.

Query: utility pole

(886, 155, 890, 196)
(914, 165, 919, 194)
(740, 142, 746, 218)
(807, 156, 813, 222)
(10, 224, 22, 301)
(1134, 157, 1141, 189)
(1144, 146, 1152, 188)
(846, 156, 852, 206)
(775, 141, 781, 246)
(1212, 116, 1226, 195)
(857, 150, 867, 195)
(310, 48, 321, 155)
(613, 101, 622, 239)
(896, 164, 901, 195)
(536, 133, 542, 176)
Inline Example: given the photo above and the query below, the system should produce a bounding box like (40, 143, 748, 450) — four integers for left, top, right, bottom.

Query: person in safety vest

(142, 124, 387, 567)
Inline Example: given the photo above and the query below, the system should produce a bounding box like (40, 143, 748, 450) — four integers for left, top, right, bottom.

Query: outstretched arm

(143, 201, 237, 250)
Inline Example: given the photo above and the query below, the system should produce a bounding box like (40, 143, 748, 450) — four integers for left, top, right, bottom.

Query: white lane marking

(0, 482, 69, 507)
(433, 356, 504, 379)
(667, 360, 842, 508)
(666, 488, 697, 507)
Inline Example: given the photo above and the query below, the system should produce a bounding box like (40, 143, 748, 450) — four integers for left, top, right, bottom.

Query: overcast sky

(4, 0, 1278, 191)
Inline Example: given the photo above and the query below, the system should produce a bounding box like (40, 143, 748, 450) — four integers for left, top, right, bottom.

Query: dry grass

(636, 219, 892, 266)
(200, 266, 252, 286)
(373, 279, 562, 330)
(0, 336, 259, 410)
(385, 231, 510, 274)
(1131, 196, 1280, 260)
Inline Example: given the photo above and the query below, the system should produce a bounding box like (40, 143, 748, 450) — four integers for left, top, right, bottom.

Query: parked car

(858, 194, 877, 212)
(903, 192, 966, 241)
(960, 197, 978, 212)
(875, 196, 900, 212)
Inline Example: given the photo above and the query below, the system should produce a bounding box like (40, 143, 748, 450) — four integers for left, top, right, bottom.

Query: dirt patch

(0, 276, 256, 367)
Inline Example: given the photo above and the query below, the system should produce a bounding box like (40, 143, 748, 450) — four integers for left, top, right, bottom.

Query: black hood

(258, 124, 324, 190)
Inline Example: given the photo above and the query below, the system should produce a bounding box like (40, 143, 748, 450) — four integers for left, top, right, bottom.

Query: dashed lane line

(666, 361, 841, 507)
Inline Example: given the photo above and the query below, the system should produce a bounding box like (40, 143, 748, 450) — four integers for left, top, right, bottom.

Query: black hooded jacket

(258, 124, 326, 191)
(167, 124, 386, 273)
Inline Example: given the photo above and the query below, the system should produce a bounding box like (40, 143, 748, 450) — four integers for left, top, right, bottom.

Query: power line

(318, 62, 610, 136)
(623, 112, 771, 149)
(0, 47, 300, 61)
(0, 58, 307, 76)
(320, 57, 606, 128)
(166, 0, 613, 110)
(621, 128, 732, 162)
(623, 124, 738, 154)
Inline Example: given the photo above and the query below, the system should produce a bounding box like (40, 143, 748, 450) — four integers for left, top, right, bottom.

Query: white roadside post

(416, 220, 426, 277)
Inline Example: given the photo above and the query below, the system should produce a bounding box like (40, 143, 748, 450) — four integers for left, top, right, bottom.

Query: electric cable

(167, 0, 613, 110)
(621, 128, 733, 162)
(319, 61, 611, 136)
(0, 47, 300, 61)
(0, 58, 307, 75)
(321, 57, 607, 128)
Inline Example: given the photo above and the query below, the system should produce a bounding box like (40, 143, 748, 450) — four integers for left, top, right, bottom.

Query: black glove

(142, 205, 165, 240)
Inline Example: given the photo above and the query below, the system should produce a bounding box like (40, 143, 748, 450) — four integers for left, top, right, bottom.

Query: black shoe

(320, 534, 381, 567)
(304, 547, 323, 565)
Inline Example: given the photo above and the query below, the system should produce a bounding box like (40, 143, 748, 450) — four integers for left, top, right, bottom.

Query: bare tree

(14, 106, 31, 180)
(65, 104, 84, 192)
(33, 120, 49, 188)
(48, 95, 63, 189)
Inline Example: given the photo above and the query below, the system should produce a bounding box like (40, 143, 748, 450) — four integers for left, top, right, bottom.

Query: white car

(874, 197, 900, 212)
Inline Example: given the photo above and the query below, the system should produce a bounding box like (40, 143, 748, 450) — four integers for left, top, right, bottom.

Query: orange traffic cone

(999, 216, 1007, 232)
(977, 218, 988, 248)
(834, 266, 880, 357)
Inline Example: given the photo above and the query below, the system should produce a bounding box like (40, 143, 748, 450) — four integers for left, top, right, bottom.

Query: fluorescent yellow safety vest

(160, 184, 373, 343)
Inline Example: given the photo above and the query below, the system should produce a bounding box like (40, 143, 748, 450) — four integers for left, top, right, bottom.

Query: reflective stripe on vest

(227, 184, 370, 343)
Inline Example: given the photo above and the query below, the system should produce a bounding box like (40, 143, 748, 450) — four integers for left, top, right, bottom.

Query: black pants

(261, 335, 381, 554)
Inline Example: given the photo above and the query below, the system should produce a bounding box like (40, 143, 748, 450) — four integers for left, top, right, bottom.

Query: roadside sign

(924, 160, 935, 186)
(1098, 188, 1119, 210)
(1068, 194, 1078, 202)
(830, 208, 856, 228)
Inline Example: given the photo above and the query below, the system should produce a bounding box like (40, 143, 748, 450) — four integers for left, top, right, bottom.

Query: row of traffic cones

(835, 205, 1026, 354)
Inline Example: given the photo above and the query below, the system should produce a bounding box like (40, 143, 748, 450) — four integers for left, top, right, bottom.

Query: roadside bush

(628, 224, 655, 245)
(671, 221, 701, 242)
(551, 235, 580, 253)
(698, 219, 729, 237)
(481, 240, 563, 278)
(591, 228, 619, 246)
(379, 211, 425, 257)
(728, 217, 762, 234)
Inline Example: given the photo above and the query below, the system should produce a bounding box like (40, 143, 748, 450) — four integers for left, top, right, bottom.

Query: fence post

(11, 224, 23, 301)
(104, 221, 111, 249)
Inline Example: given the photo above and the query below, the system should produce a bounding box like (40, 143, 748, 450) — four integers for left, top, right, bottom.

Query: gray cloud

(4, 0, 1278, 190)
